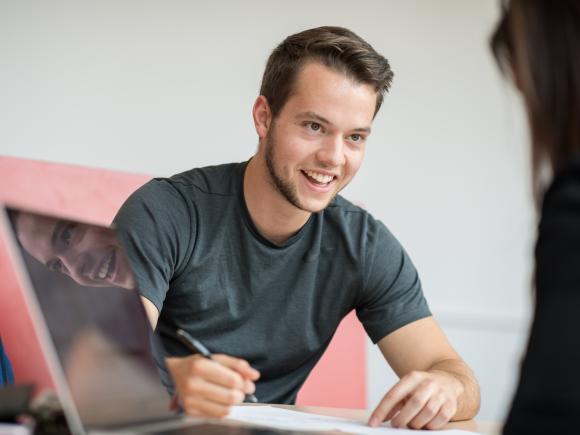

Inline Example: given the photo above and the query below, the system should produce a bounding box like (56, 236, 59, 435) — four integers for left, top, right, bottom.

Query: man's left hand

(368, 369, 463, 430)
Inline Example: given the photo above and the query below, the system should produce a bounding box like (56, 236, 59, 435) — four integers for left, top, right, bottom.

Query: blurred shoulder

(542, 153, 580, 216)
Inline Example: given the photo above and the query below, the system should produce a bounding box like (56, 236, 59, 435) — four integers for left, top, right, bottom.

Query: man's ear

(252, 95, 272, 139)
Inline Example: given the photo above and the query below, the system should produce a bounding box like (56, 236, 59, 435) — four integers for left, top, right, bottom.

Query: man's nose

(60, 252, 89, 280)
(317, 135, 346, 167)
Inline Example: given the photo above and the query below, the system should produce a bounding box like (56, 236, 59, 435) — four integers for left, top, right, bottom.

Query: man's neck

(243, 155, 311, 246)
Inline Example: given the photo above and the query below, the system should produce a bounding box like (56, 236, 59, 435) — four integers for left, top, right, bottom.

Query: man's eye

(351, 134, 361, 142)
(309, 122, 321, 132)
(61, 223, 76, 246)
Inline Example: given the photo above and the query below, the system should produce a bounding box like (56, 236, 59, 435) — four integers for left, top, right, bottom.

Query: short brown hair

(260, 26, 394, 119)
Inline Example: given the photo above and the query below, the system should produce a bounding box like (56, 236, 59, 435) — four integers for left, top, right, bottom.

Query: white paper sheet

(227, 405, 479, 434)
(0, 424, 30, 435)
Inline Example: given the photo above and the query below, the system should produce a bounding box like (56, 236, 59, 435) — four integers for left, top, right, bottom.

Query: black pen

(176, 329, 258, 403)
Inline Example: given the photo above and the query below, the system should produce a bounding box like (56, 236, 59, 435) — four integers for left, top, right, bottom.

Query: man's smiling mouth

(302, 170, 336, 185)
(95, 249, 116, 281)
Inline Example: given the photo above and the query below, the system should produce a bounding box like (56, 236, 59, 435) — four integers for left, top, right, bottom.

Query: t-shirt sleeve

(112, 179, 193, 311)
(356, 221, 431, 343)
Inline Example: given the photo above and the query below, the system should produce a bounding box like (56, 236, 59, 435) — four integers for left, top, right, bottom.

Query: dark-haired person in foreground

(114, 26, 480, 429)
(490, 1, 580, 434)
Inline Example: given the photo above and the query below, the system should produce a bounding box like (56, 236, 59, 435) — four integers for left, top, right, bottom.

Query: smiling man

(10, 210, 135, 289)
(114, 26, 480, 429)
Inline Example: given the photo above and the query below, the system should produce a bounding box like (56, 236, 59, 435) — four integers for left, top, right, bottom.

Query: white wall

(0, 0, 535, 422)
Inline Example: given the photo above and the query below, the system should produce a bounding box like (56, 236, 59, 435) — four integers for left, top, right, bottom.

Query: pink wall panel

(296, 311, 367, 408)
(0, 156, 150, 226)
(0, 155, 366, 407)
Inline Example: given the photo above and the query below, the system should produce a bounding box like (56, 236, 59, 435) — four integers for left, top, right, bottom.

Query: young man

(114, 26, 480, 429)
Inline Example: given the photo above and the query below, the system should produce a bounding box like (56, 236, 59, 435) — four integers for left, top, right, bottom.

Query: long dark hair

(490, 0, 580, 206)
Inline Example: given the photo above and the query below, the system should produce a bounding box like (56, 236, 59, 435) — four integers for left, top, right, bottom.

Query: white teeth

(98, 254, 111, 279)
(305, 170, 334, 184)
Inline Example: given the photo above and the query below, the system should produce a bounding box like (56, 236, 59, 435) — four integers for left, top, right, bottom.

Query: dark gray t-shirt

(113, 161, 430, 404)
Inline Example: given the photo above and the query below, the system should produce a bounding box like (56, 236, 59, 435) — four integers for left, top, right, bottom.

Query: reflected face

(263, 62, 377, 213)
(16, 212, 135, 289)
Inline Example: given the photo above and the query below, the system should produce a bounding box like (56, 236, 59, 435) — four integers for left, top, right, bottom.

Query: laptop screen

(4, 207, 174, 429)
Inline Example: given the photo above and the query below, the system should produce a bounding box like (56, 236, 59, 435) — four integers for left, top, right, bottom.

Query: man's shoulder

(116, 161, 245, 219)
(322, 195, 393, 250)
(543, 153, 580, 212)
(140, 162, 246, 200)
(325, 195, 381, 228)
(164, 161, 246, 196)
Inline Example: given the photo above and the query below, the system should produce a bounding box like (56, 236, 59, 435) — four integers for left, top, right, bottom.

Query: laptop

(0, 206, 319, 435)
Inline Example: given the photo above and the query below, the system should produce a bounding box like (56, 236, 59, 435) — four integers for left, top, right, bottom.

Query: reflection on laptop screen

(6, 207, 173, 429)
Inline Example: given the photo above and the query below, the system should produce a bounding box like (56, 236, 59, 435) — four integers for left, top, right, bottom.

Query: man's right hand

(166, 354, 260, 418)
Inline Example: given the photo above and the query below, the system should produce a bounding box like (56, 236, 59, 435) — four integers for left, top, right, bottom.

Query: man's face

(263, 61, 377, 213)
(16, 212, 135, 289)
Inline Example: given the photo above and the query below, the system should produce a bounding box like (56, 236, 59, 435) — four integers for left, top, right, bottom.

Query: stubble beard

(264, 127, 338, 214)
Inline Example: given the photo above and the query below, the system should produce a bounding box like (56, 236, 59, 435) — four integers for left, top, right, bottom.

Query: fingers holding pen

(213, 353, 261, 389)
(189, 355, 247, 390)
(212, 353, 258, 374)
(173, 330, 260, 398)
(167, 354, 260, 418)
(183, 372, 245, 406)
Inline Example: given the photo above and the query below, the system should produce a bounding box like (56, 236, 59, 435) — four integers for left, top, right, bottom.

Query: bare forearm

(429, 358, 480, 421)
